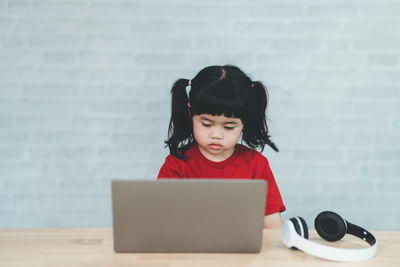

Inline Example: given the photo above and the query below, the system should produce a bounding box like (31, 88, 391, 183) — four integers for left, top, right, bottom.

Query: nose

(211, 128, 223, 140)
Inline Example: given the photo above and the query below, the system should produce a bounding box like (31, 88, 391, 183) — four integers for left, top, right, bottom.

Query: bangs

(190, 79, 247, 119)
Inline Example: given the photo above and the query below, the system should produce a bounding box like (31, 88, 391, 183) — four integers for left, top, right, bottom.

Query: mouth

(209, 143, 222, 150)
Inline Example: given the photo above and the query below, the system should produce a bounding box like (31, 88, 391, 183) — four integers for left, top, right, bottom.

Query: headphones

(281, 211, 377, 262)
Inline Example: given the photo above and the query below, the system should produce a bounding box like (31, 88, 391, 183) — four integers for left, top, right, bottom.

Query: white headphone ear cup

(290, 217, 309, 239)
(281, 220, 296, 248)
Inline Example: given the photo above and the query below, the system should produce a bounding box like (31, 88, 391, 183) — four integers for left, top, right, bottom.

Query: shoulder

(158, 154, 184, 178)
(164, 144, 197, 164)
(163, 154, 179, 165)
(233, 145, 274, 178)
(158, 145, 197, 178)
(236, 144, 269, 164)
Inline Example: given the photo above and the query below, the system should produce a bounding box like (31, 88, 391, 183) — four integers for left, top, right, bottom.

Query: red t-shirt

(158, 144, 286, 216)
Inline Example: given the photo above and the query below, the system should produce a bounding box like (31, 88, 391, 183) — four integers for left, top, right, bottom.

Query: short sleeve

(257, 157, 286, 216)
(157, 155, 182, 178)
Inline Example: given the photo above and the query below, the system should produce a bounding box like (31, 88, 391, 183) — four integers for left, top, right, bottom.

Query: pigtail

(243, 81, 279, 152)
(165, 78, 193, 159)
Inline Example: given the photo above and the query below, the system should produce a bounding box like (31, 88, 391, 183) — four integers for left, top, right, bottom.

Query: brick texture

(0, 0, 399, 230)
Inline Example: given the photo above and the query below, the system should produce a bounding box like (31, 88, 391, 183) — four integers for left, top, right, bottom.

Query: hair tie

(185, 80, 192, 97)
(251, 83, 254, 88)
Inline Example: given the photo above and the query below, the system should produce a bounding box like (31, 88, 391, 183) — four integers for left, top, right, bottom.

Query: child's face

(192, 114, 243, 162)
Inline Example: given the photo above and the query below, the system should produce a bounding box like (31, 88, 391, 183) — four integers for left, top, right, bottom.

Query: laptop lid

(112, 179, 267, 253)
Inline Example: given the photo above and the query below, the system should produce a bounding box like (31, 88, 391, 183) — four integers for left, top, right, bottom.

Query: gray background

(1, 0, 399, 230)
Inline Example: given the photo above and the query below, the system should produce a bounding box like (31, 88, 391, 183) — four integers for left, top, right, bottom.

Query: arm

(264, 212, 283, 229)
(257, 156, 286, 225)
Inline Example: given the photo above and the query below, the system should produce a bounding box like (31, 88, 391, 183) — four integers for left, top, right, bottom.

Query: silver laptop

(111, 179, 267, 253)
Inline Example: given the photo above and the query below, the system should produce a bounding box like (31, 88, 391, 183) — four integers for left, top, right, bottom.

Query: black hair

(165, 65, 278, 159)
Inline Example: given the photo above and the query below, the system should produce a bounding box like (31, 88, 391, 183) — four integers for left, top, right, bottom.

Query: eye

(224, 126, 234, 130)
(201, 123, 211, 127)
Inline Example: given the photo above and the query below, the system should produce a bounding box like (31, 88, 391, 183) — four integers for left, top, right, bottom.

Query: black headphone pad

(315, 211, 347, 242)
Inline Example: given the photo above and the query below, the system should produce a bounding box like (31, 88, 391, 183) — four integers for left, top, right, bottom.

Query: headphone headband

(347, 221, 376, 246)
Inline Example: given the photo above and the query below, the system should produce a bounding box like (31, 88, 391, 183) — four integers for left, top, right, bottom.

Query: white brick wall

(1, 0, 399, 230)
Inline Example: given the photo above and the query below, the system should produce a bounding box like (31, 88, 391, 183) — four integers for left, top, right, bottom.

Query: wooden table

(0, 228, 398, 266)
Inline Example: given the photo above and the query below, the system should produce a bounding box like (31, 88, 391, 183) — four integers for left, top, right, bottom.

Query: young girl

(158, 65, 286, 229)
